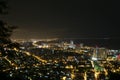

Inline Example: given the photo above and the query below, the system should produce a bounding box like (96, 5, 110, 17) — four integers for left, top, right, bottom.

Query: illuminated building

(61, 40, 76, 50)
(93, 47, 108, 60)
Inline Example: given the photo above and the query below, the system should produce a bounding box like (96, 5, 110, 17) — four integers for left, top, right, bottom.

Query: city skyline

(1, 1, 120, 79)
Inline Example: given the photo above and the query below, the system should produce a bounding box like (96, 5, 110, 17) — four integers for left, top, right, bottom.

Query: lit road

(4, 56, 17, 67)
(23, 51, 47, 63)
(13, 48, 47, 63)
(84, 71, 87, 80)
(90, 60, 100, 80)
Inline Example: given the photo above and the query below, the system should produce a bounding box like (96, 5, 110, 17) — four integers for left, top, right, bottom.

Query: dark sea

(59, 38, 120, 49)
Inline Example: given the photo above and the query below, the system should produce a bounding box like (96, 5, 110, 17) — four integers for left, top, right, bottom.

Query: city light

(0, 39, 120, 80)
(92, 57, 97, 61)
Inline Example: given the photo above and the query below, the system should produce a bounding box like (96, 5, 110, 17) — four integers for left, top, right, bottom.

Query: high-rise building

(93, 47, 108, 60)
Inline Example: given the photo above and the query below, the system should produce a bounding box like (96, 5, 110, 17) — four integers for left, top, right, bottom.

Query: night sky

(1, 0, 120, 39)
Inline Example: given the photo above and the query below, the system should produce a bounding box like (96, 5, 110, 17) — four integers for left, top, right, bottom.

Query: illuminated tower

(69, 40, 76, 49)
(92, 47, 98, 60)
(70, 40, 74, 45)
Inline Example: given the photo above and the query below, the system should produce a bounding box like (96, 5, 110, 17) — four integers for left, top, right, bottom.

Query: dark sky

(1, 0, 120, 39)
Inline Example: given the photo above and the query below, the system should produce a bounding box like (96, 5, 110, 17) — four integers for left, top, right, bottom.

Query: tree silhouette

(0, 0, 18, 57)
(0, 0, 17, 44)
